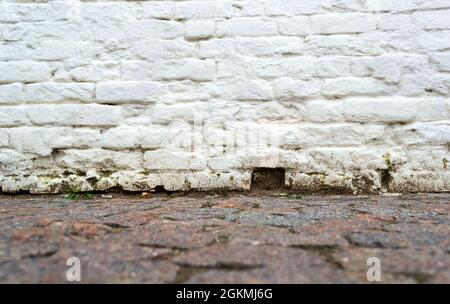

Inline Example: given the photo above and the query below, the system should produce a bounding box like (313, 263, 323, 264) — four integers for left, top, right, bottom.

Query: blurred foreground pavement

(0, 192, 449, 283)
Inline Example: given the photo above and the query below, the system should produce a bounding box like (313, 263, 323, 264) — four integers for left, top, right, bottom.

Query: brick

(144, 150, 205, 170)
(96, 82, 165, 103)
(412, 10, 450, 29)
(0, 61, 51, 84)
(234, 37, 303, 56)
(0, 83, 24, 104)
(394, 122, 450, 145)
(174, 1, 233, 19)
(122, 59, 215, 82)
(0, 106, 27, 127)
(278, 16, 311, 36)
(281, 124, 385, 149)
(129, 39, 196, 61)
(265, 0, 327, 15)
(304, 100, 344, 122)
(184, 20, 215, 39)
(101, 126, 174, 151)
(150, 103, 209, 124)
(46, 128, 102, 150)
(417, 99, 450, 121)
(341, 98, 418, 123)
(311, 14, 376, 34)
(374, 0, 450, 11)
(212, 80, 274, 101)
(55, 62, 120, 82)
(154, 59, 216, 82)
(199, 39, 235, 58)
(322, 78, 392, 97)
(217, 18, 278, 37)
(55, 149, 144, 171)
(24, 83, 95, 103)
(304, 34, 384, 56)
(30, 41, 97, 61)
(101, 127, 142, 150)
(0, 129, 9, 147)
(217, 57, 315, 80)
(316, 58, 351, 78)
(0, 2, 74, 23)
(431, 53, 450, 72)
(274, 78, 321, 99)
(80, 2, 139, 22)
(25, 105, 123, 127)
(142, 1, 174, 19)
(8, 127, 57, 156)
(234, 0, 266, 16)
(376, 14, 411, 31)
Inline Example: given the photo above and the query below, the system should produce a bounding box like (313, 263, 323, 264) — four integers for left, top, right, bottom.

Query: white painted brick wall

(0, 0, 449, 194)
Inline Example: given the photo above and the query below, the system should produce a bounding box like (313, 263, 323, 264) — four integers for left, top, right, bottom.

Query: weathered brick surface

(0, 193, 448, 283)
(0, 0, 449, 193)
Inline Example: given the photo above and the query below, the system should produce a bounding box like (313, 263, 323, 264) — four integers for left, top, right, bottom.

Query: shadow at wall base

(250, 168, 286, 191)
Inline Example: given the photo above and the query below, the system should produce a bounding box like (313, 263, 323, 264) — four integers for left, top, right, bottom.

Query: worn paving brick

(343, 231, 410, 249)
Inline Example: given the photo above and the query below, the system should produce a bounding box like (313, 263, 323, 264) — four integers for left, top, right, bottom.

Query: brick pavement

(0, 192, 448, 283)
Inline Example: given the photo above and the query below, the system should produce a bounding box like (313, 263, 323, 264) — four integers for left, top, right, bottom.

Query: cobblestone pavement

(0, 192, 448, 283)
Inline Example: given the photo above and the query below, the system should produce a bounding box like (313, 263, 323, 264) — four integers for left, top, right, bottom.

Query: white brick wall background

(0, 0, 449, 194)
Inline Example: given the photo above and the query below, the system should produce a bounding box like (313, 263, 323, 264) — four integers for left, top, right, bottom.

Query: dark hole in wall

(154, 185, 167, 193)
(251, 168, 286, 190)
(150, 185, 177, 195)
(380, 169, 393, 191)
